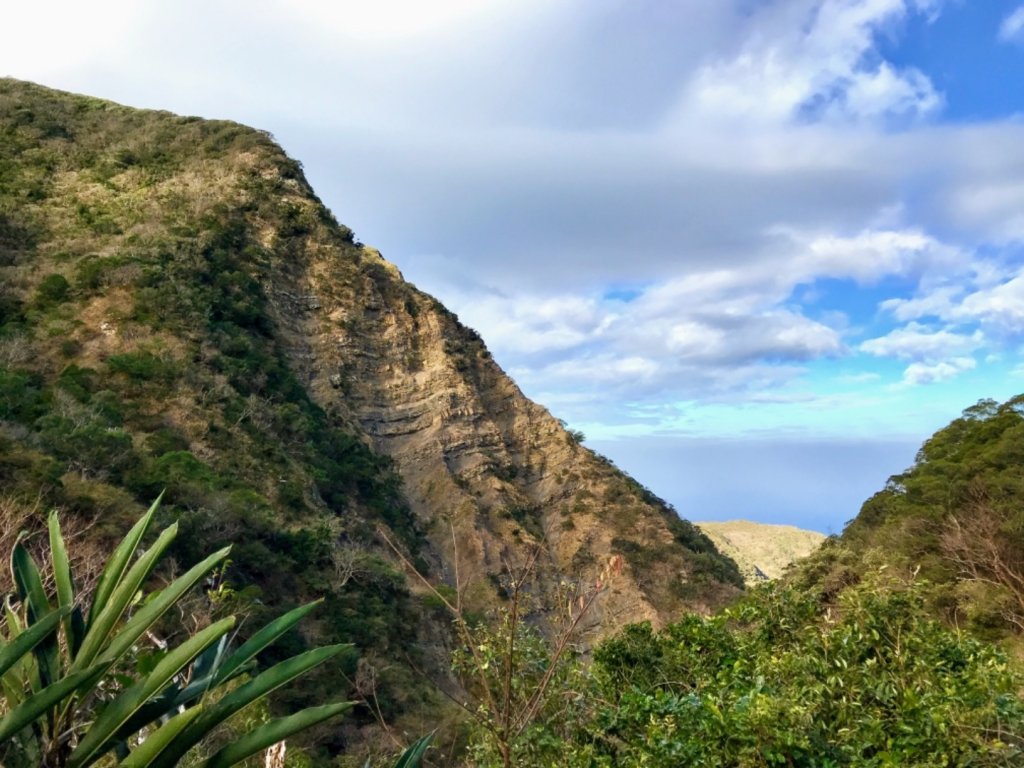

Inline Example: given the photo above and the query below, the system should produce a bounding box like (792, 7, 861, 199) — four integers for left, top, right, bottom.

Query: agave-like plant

(0, 496, 352, 767)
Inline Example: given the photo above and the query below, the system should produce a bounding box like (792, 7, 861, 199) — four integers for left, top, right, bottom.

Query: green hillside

(0, 78, 443, 760)
(0, 79, 743, 764)
(791, 395, 1024, 645)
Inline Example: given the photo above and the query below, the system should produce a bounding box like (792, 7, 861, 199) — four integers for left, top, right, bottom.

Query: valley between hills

(1, 79, 1022, 766)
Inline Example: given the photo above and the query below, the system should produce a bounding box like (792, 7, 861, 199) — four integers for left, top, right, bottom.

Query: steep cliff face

(260, 161, 741, 632)
(0, 78, 740, 643)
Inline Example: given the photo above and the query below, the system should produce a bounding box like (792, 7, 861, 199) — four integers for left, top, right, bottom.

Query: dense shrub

(555, 579, 1024, 767)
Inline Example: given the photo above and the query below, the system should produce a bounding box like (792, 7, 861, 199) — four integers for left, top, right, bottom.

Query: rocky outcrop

(257, 173, 742, 632)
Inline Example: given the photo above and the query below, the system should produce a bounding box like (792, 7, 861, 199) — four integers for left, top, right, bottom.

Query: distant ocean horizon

(589, 436, 920, 535)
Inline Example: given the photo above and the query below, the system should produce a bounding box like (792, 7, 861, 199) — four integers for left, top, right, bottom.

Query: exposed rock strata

(260, 186, 741, 632)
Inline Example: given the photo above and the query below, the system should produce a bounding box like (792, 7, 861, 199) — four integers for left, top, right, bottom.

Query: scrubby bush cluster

(456, 578, 1023, 767)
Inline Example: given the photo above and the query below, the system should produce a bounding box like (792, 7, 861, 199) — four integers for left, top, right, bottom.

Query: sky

(5, 0, 1024, 532)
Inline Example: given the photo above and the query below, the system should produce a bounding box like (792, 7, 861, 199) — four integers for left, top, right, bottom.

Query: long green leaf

(106, 634, 229, 749)
(11, 539, 58, 690)
(191, 634, 228, 683)
(89, 493, 161, 625)
(0, 608, 66, 678)
(112, 601, 306, 749)
(199, 702, 353, 768)
(73, 522, 178, 671)
(148, 643, 351, 768)
(1, 599, 30, 706)
(0, 664, 105, 743)
(96, 546, 232, 668)
(393, 732, 435, 768)
(4, 598, 22, 635)
(213, 600, 322, 686)
(69, 616, 235, 768)
(119, 705, 206, 768)
(101, 686, 182, 755)
(102, 637, 229, 758)
(49, 511, 79, 658)
(58, 546, 231, 732)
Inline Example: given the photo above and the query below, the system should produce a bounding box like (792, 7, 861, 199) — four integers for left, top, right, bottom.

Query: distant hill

(696, 520, 826, 584)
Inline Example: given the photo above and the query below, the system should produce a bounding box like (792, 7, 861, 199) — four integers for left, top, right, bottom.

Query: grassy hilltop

(696, 520, 825, 583)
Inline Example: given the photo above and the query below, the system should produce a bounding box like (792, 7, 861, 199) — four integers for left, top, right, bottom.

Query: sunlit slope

(790, 395, 1024, 645)
(697, 520, 826, 584)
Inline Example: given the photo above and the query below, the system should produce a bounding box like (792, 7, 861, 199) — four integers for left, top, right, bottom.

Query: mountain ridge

(0, 77, 741, 759)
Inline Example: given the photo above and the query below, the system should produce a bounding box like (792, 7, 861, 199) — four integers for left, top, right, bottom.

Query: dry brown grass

(0, 495, 106, 599)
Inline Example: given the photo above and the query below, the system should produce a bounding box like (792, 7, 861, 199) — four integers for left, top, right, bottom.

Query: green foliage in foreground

(0, 497, 352, 767)
(462, 578, 1024, 767)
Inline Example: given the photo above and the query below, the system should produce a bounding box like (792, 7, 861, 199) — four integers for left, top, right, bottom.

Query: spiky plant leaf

(118, 705, 206, 768)
(72, 522, 179, 672)
(198, 702, 353, 768)
(95, 546, 232, 668)
(148, 644, 351, 768)
(11, 539, 58, 690)
(213, 599, 322, 686)
(68, 617, 235, 768)
(0, 607, 65, 678)
(48, 511, 78, 656)
(89, 493, 162, 625)
(392, 732, 435, 768)
(0, 663, 106, 743)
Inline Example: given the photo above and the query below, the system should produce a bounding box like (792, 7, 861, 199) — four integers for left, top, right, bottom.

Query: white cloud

(2, 1, 141, 79)
(677, 0, 941, 127)
(880, 286, 962, 321)
(955, 275, 1024, 332)
(455, 293, 613, 355)
(860, 323, 984, 360)
(911, 0, 945, 23)
(4, 0, 1023, 440)
(838, 371, 882, 383)
(902, 357, 976, 385)
(287, 0, 535, 43)
(446, 222, 972, 413)
(838, 62, 942, 120)
(539, 354, 662, 386)
(999, 5, 1024, 42)
(787, 227, 957, 284)
(880, 265, 1024, 336)
(948, 179, 1024, 242)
